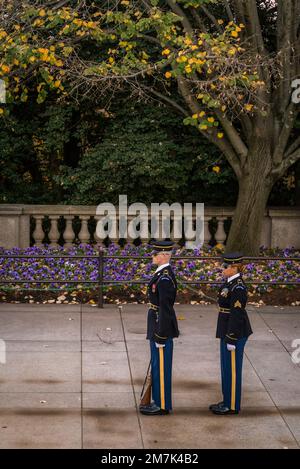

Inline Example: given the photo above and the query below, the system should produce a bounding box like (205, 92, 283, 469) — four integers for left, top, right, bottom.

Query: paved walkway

(0, 302, 299, 449)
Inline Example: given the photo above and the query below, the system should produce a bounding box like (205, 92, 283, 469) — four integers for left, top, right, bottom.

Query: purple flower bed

(0, 244, 299, 297)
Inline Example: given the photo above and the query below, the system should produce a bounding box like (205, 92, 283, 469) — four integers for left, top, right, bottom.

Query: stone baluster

(48, 215, 60, 247)
(171, 214, 183, 247)
(156, 214, 164, 241)
(94, 216, 107, 247)
(204, 216, 211, 246)
(215, 216, 227, 246)
(123, 215, 137, 246)
(63, 215, 74, 248)
(78, 216, 90, 245)
(183, 213, 194, 249)
(138, 213, 150, 243)
(32, 215, 45, 247)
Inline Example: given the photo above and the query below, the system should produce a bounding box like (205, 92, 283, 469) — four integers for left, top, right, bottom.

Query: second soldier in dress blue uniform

(140, 241, 179, 416)
(210, 252, 253, 415)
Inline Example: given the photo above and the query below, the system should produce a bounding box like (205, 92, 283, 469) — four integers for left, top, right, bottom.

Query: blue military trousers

(220, 337, 247, 411)
(150, 338, 173, 411)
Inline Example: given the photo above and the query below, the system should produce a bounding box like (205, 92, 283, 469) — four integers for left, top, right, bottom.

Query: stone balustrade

(0, 204, 299, 249)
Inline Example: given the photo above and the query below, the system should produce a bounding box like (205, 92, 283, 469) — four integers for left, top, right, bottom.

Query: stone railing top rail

(1, 204, 300, 217)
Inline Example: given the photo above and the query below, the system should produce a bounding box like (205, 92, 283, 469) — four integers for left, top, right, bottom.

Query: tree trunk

(294, 160, 300, 206)
(225, 151, 275, 256)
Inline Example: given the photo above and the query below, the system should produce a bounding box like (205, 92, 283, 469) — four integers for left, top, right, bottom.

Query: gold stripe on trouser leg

(231, 350, 236, 410)
(159, 347, 165, 410)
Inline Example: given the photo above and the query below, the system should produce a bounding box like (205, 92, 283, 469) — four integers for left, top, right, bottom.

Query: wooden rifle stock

(140, 360, 151, 407)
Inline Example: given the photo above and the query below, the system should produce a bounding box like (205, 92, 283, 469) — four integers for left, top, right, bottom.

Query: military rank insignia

(234, 300, 242, 308)
(152, 284, 156, 293)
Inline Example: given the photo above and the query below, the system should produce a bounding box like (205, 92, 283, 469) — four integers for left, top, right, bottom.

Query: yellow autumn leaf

(33, 19, 42, 27)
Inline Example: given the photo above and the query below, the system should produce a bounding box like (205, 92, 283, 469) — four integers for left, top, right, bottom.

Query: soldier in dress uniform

(139, 240, 179, 416)
(209, 252, 253, 415)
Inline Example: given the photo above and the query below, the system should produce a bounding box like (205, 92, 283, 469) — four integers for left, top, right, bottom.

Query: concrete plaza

(0, 302, 299, 449)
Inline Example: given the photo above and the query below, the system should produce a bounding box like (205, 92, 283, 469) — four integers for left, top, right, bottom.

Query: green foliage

(0, 102, 80, 203)
(0, 93, 297, 206)
(53, 97, 238, 205)
(178, 0, 219, 7)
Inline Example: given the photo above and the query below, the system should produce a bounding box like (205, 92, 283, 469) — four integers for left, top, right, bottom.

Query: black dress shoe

(139, 401, 155, 410)
(209, 401, 224, 411)
(140, 404, 170, 415)
(212, 405, 239, 415)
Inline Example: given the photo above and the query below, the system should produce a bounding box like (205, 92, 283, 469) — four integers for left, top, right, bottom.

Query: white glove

(155, 343, 165, 348)
(227, 343, 236, 351)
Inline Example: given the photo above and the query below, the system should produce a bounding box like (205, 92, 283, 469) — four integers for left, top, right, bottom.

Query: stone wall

(0, 204, 299, 249)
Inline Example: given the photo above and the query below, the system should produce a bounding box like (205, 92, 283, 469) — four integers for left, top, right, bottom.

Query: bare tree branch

(141, 85, 189, 117)
(215, 110, 248, 164)
(232, 0, 246, 26)
(200, 5, 223, 33)
(285, 135, 300, 158)
(234, 0, 266, 55)
(223, 0, 235, 22)
(276, 0, 294, 115)
(177, 75, 242, 177)
(166, 0, 194, 36)
(239, 113, 253, 144)
(211, 135, 243, 179)
(273, 103, 299, 165)
(177, 75, 201, 114)
(47, 0, 73, 10)
(280, 147, 300, 175)
(190, 7, 208, 33)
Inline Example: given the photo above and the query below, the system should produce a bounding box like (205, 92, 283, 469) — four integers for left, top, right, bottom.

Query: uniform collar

(154, 263, 170, 274)
(227, 273, 241, 283)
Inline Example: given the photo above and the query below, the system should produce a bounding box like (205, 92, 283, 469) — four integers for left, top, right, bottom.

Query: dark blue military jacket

(146, 264, 179, 344)
(216, 274, 253, 345)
